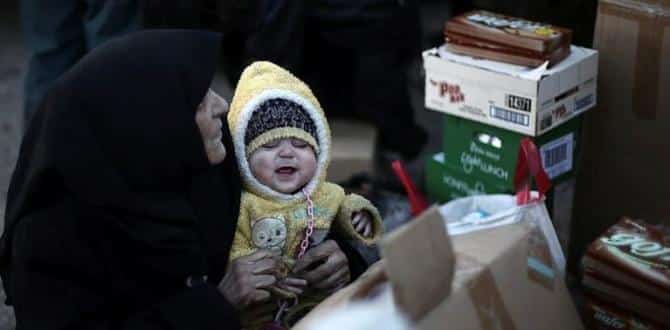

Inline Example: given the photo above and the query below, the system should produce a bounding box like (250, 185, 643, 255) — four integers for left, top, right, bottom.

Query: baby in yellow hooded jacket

(226, 61, 383, 327)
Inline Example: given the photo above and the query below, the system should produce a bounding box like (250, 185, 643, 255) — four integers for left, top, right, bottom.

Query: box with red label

(423, 45, 598, 136)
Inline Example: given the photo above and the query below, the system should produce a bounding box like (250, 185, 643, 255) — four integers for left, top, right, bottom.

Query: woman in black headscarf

(0, 30, 264, 329)
(1, 29, 369, 329)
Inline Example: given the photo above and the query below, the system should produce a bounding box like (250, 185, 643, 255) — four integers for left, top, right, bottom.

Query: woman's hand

(292, 240, 351, 293)
(276, 277, 308, 296)
(218, 250, 278, 309)
(195, 89, 229, 165)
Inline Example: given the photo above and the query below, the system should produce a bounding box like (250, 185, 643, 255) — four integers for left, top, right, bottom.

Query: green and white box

(423, 45, 598, 136)
(426, 153, 508, 202)
(441, 113, 582, 188)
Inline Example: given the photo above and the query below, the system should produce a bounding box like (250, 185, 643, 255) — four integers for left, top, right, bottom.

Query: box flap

(538, 47, 598, 103)
(380, 206, 455, 321)
(543, 46, 598, 76)
(436, 46, 546, 80)
(425, 48, 539, 97)
(433, 45, 594, 76)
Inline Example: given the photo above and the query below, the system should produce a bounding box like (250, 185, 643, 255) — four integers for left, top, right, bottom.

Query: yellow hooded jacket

(227, 61, 383, 272)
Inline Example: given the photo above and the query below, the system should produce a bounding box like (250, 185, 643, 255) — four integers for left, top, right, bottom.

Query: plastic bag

(439, 192, 566, 278)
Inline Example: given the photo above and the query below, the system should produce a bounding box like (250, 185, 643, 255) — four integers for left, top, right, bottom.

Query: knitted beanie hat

(244, 98, 319, 157)
(228, 61, 331, 201)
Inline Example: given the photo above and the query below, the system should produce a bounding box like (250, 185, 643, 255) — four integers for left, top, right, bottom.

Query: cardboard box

(572, 0, 670, 273)
(444, 10, 573, 67)
(410, 210, 582, 330)
(426, 153, 578, 253)
(327, 119, 377, 182)
(423, 45, 598, 136)
(295, 206, 584, 330)
(441, 113, 582, 186)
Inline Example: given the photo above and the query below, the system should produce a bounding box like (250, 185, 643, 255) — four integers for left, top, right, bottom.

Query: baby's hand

(351, 211, 373, 238)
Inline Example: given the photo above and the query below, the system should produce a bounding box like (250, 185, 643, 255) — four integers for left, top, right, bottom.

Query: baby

(227, 61, 383, 327)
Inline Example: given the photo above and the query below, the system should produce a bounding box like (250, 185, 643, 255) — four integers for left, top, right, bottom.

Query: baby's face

(249, 138, 317, 194)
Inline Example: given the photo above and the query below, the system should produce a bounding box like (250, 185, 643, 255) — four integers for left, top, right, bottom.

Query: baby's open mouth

(275, 166, 297, 175)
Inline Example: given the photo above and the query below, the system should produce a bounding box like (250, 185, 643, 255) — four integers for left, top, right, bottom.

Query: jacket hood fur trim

(228, 62, 331, 201)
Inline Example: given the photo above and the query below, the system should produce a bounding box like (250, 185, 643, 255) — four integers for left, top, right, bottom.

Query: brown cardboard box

(327, 119, 377, 183)
(572, 0, 670, 272)
(295, 206, 584, 329)
(443, 10, 573, 67)
(406, 210, 583, 330)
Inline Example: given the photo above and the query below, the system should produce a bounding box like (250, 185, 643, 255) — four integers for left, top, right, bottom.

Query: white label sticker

(489, 105, 530, 126)
(540, 133, 574, 179)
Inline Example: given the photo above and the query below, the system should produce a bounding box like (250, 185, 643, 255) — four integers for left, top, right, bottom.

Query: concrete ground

(0, 2, 450, 328)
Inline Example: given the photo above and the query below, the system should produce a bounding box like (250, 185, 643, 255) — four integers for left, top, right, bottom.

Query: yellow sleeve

(335, 193, 384, 246)
(228, 197, 257, 261)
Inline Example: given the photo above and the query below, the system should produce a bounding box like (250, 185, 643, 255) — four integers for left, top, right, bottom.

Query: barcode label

(544, 144, 567, 168)
(540, 133, 574, 179)
(490, 106, 530, 126)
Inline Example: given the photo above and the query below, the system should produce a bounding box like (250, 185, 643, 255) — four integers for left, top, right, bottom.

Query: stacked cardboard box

(573, 0, 670, 277)
(444, 10, 573, 67)
(423, 41, 597, 136)
(423, 27, 598, 254)
(581, 218, 670, 328)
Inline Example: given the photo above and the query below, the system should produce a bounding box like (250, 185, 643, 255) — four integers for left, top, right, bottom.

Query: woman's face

(195, 89, 229, 164)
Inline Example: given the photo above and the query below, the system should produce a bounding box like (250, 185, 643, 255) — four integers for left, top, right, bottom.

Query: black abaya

(0, 30, 242, 329)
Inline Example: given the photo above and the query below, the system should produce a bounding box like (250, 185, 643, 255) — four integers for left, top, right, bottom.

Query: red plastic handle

(514, 138, 551, 205)
(391, 160, 429, 217)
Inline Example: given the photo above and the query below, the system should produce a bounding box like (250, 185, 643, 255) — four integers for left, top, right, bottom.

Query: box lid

(428, 45, 597, 83)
